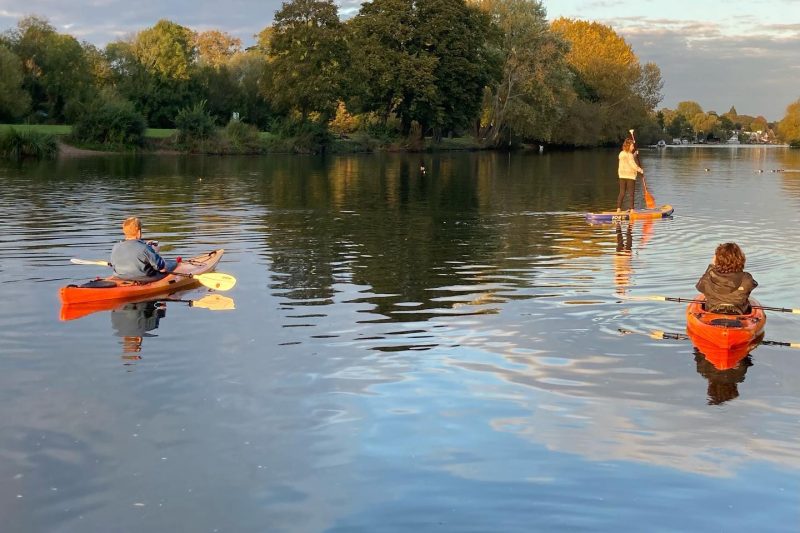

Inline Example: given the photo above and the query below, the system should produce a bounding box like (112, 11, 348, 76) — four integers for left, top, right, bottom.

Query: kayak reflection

(109, 294, 235, 365)
(694, 348, 754, 405)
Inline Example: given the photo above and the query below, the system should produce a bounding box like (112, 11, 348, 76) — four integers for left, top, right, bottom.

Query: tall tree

(550, 18, 663, 145)
(347, 0, 438, 131)
(195, 30, 242, 68)
(267, 0, 347, 122)
(115, 20, 198, 127)
(7, 16, 95, 122)
(676, 100, 703, 121)
(777, 99, 800, 142)
(0, 45, 31, 120)
(476, 0, 571, 145)
(348, 0, 494, 136)
(414, 0, 495, 136)
(133, 19, 196, 81)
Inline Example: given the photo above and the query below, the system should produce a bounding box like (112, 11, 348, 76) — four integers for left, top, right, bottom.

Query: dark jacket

(695, 264, 758, 314)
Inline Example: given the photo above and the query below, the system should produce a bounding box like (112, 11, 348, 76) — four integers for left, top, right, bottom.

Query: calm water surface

(1, 147, 800, 532)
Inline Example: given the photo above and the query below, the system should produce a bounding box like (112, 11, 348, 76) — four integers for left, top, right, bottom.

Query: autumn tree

(195, 30, 241, 68)
(267, 0, 347, 122)
(0, 45, 31, 120)
(477, 0, 571, 145)
(777, 99, 800, 142)
(750, 115, 768, 133)
(550, 18, 663, 145)
(675, 101, 702, 120)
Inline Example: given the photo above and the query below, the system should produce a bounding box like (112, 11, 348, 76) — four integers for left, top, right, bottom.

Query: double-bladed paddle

(619, 327, 799, 349)
(623, 294, 800, 314)
(69, 258, 236, 291)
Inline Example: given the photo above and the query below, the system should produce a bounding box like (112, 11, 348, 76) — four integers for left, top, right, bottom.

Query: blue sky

(1, 0, 798, 119)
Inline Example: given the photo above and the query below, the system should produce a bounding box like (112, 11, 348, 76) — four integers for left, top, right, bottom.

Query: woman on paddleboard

(617, 138, 643, 212)
(695, 242, 758, 314)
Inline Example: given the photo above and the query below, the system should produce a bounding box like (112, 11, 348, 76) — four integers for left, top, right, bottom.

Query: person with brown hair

(695, 242, 758, 314)
(617, 138, 644, 212)
(110, 217, 176, 281)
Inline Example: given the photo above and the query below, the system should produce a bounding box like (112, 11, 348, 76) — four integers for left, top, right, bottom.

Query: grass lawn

(145, 128, 174, 138)
(0, 124, 71, 135)
(0, 124, 178, 139)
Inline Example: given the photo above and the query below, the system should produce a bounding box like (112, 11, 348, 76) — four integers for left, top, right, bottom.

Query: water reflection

(694, 349, 753, 405)
(614, 222, 633, 296)
(111, 301, 165, 364)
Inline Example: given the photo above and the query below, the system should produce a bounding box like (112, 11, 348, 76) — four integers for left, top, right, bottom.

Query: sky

(1, 0, 798, 120)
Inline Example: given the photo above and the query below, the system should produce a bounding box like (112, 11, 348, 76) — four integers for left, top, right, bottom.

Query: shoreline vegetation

(1, 123, 793, 161)
(2, 6, 798, 161)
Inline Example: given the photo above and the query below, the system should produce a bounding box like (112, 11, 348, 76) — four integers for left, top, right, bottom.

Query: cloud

(605, 17, 800, 120)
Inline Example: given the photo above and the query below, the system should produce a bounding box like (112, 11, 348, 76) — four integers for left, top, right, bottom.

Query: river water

(1, 146, 799, 532)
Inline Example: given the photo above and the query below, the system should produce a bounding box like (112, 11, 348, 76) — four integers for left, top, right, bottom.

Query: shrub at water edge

(175, 101, 217, 146)
(0, 128, 58, 159)
(71, 99, 146, 147)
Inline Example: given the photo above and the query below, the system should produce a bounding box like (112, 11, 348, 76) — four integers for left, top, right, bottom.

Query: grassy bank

(0, 123, 486, 155)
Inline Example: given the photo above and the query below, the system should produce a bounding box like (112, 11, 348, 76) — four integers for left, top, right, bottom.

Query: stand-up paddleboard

(585, 204, 673, 223)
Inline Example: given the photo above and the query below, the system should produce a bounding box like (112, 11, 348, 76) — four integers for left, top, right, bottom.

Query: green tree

(133, 20, 196, 81)
(414, 0, 495, 137)
(666, 113, 689, 139)
(108, 20, 198, 127)
(777, 99, 800, 142)
(228, 51, 274, 128)
(477, 0, 571, 145)
(347, 0, 439, 133)
(267, 0, 347, 122)
(0, 45, 31, 120)
(7, 16, 95, 122)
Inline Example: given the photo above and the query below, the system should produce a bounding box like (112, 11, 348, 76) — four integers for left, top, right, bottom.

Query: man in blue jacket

(111, 217, 176, 281)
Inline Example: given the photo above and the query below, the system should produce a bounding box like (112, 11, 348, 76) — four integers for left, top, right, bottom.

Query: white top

(618, 151, 643, 180)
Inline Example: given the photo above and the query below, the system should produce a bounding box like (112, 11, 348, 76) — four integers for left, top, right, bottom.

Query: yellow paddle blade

(191, 294, 236, 311)
(194, 272, 236, 291)
(649, 330, 666, 340)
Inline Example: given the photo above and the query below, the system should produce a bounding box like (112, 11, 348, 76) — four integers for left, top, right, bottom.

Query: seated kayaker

(695, 242, 758, 314)
(110, 217, 177, 281)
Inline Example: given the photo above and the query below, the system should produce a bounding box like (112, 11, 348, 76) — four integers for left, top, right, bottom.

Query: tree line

(1, 0, 794, 148)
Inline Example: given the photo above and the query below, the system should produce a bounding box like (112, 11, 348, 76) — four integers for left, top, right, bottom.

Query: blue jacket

(111, 239, 166, 281)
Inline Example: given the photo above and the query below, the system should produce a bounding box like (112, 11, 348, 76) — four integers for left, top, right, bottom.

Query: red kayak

(685, 295, 766, 365)
(60, 249, 224, 306)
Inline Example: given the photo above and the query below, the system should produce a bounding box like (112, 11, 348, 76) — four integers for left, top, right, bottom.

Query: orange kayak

(60, 249, 224, 306)
(685, 294, 766, 360)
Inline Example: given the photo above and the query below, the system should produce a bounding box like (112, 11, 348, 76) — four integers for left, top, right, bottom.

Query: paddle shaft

(619, 328, 799, 348)
(656, 296, 800, 314)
